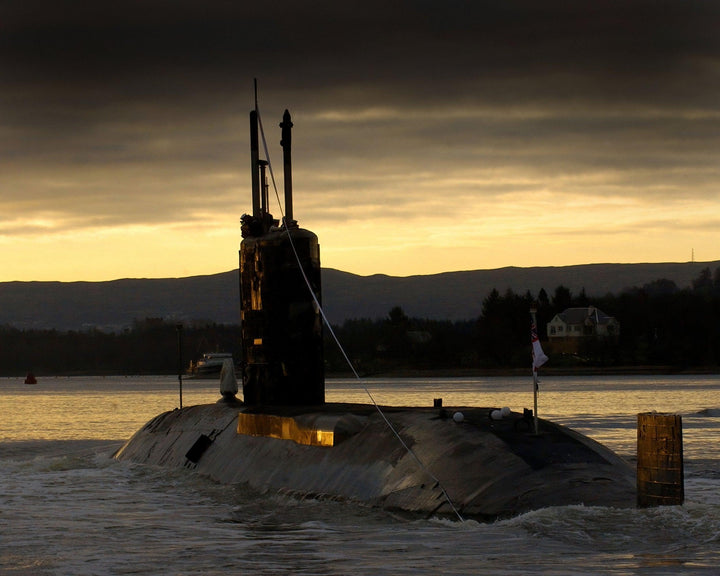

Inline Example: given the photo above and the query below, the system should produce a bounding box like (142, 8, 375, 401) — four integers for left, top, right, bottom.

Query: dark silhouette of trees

(2, 267, 719, 375)
(477, 289, 533, 367)
(552, 285, 573, 311)
(0, 321, 242, 376)
(326, 266, 720, 373)
(324, 307, 478, 375)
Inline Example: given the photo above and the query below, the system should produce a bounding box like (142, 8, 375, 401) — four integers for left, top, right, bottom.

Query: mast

(250, 110, 261, 218)
(280, 109, 294, 225)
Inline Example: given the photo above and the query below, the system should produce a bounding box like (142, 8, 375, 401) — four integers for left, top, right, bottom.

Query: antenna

(280, 109, 294, 224)
(250, 79, 264, 219)
(250, 110, 260, 218)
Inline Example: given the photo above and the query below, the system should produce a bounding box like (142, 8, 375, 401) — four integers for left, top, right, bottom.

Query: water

(1, 375, 719, 575)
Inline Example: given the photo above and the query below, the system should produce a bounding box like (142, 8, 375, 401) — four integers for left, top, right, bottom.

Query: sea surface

(1, 374, 719, 575)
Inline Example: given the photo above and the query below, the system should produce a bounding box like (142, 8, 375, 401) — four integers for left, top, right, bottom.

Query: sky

(2, 1, 719, 282)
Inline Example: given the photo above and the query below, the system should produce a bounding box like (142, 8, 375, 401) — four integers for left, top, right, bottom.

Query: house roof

(553, 307, 616, 326)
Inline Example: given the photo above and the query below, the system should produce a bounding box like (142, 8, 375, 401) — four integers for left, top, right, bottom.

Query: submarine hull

(115, 106, 636, 520)
(114, 402, 635, 519)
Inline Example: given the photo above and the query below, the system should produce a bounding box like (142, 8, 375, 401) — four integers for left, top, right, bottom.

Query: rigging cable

(253, 102, 464, 523)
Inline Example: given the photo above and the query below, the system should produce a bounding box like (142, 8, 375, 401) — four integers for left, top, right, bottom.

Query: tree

(387, 306, 409, 326)
(692, 267, 713, 294)
(478, 288, 533, 367)
(552, 285, 572, 311)
(642, 278, 679, 297)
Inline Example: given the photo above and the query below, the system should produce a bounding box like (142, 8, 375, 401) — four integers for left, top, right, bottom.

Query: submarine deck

(115, 401, 636, 519)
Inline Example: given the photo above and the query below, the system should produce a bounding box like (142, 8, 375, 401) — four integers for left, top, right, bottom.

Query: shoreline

(327, 365, 720, 379)
(4, 366, 717, 380)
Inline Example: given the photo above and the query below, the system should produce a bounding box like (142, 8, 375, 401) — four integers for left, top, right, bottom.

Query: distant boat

(190, 353, 234, 378)
(24, 372, 37, 385)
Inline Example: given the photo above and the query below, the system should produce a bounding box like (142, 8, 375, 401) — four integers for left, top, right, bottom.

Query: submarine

(114, 105, 636, 520)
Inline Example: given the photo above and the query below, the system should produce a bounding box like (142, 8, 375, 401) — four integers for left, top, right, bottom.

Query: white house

(547, 306, 620, 341)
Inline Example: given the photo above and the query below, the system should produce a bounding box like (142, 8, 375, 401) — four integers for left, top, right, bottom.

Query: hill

(1, 261, 717, 331)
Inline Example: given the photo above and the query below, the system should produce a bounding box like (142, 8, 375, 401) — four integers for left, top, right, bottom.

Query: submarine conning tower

(239, 109, 324, 406)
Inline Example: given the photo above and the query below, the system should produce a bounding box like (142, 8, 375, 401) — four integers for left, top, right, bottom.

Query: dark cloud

(1, 0, 719, 233)
(4, 1, 717, 97)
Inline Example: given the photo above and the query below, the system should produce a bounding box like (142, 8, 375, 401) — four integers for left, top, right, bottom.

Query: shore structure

(115, 102, 636, 519)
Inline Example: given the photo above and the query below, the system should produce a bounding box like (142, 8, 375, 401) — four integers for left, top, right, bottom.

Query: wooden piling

(636, 413, 684, 507)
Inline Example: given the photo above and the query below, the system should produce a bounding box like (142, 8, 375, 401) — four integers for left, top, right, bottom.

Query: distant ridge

(1, 261, 717, 331)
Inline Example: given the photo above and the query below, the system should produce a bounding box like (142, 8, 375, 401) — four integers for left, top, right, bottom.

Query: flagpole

(532, 373, 539, 434)
(530, 306, 539, 434)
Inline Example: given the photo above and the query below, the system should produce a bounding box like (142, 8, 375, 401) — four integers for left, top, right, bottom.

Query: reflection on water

(0, 376, 216, 441)
(2, 375, 719, 459)
(1, 374, 719, 575)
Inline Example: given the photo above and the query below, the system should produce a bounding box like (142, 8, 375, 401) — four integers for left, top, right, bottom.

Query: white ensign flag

(531, 322, 548, 370)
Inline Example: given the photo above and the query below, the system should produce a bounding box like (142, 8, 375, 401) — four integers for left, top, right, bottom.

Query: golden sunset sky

(2, 1, 719, 281)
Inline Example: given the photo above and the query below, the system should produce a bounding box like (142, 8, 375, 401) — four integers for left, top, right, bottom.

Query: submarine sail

(239, 109, 324, 406)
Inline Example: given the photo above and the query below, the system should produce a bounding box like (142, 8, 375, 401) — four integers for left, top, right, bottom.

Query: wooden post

(637, 413, 684, 507)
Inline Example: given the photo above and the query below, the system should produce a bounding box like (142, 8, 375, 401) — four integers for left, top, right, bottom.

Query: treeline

(0, 319, 241, 376)
(326, 266, 720, 373)
(2, 268, 720, 376)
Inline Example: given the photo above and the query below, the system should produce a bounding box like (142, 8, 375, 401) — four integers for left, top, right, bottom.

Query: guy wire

(253, 104, 464, 522)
